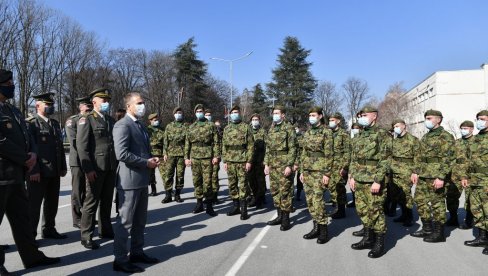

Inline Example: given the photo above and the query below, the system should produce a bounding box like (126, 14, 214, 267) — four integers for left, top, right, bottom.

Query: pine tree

(267, 36, 317, 125)
(251, 83, 267, 115)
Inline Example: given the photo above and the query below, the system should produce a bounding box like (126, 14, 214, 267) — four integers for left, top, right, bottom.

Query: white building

(402, 63, 488, 138)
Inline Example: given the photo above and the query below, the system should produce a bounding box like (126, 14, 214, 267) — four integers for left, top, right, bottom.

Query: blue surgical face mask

(230, 113, 240, 122)
(174, 113, 183, 121)
(394, 127, 403, 136)
(272, 114, 281, 123)
(205, 115, 212, 122)
(476, 119, 487, 130)
(0, 85, 15, 99)
(100, 102, 110, 113)
(328, 121, 337, 129)
(424, 120, 435, 130)
(44, 105, 55, 115)
(358, 117, 370, 127)
(196, 112, 205, 120)
(460, 129, 471, 137)
(309, 117, 318, 125)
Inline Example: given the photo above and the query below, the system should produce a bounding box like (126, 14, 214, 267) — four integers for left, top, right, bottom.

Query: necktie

(136, 120, 149, 142)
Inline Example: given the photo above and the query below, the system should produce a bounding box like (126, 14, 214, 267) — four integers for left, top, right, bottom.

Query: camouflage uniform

(249, 126, 266, 204)
(147, 123, 164, 193)
(330, 127, 351, 207)
(162, 120, 187, 193)
(211, 125, 223, 197)
(294, 133, 304, 203)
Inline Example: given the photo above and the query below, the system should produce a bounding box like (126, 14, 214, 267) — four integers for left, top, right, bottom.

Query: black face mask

(44, 105, 55, 115)
(0, 85, 15, 99)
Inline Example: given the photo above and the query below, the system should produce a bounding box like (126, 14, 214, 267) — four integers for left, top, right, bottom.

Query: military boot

(331, 204, 346, 219)
(459, 210, 474, 230)
(423, 221, 446, 243)
(248, 196, 257, 207)
(403, 208, 414, 227)
(161, 189, 173, 204)
(410, 219, 433, 238)
(205, 200, 217, 217)
(227, 200, 241, 216)
(483, 247, 488, 255)
(149, 183, 157, 196)
(464, 229, 488, 247)
(368, 233, 385, 258)
(240, 200, 250, 220)
(212, 192, 222, 205)
(303, 221, 319, 239)
(192, 199, 204, 214)
(316, 224, 328, 244)
(174, 189, 184, 203)
(445, 209, 459, 227)
(280, 211, 291, 231)
(352, 227, 366, 237)
(267, 209, 282, 226)
(351, 228, 375, 250)
(393, 204, 407, 223)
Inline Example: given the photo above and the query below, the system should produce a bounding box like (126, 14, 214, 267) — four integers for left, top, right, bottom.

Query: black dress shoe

(81, 240, 100, 250)
(129, 253, 159, 264)
(0, 265, 12, 276)
(25, 256, 61, 269)
(113, 261, 144, 273)
(99, 234, 115, 240)
(42, 230, 67, 239)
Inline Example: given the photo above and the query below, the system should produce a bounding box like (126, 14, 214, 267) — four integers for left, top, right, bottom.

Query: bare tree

(342, 77, 370, 122)
(314, 80, 342, 115)
(376, 81, 408, 128)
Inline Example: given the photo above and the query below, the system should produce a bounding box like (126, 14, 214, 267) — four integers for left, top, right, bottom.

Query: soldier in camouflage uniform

(162, 107, 187, 203)
(410, 109, 455, 243)
(206, 110, 223, 204)
(347, 122, 362, 208)
(328, 112, 351, 219)
(264, 105, 297, 231)
(294, 126, 304, 203)
(65, 96, 92, 228)
(222, 105, 254, 220)
(447, 120, 475, 228)
(299, 107, 333, 244)
(390, 119, 419, 227)
(349, 106, 391, 258)
(184, 104, 220, 216)
(147, 113, 164, 197)
(248, 114, 267, 209)
(459, 110, 488, 255)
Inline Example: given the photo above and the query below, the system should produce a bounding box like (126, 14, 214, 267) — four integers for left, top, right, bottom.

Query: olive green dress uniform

(0, 88, 54, 268)
(76, 90, 117, 242)
(147, 115, 165, 195)
(249, 124, 267, 206)
(330, 124, 351, 211)
(27, 93, 67, 238)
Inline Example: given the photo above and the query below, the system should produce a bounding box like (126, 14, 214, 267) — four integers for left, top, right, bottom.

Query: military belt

(193, 141, 211, 147)
(225, 145, 247, 150)
(305, 151, 325, 158)
(269, 150, 288, 156)
(422, 157, 441, 163)
(393, 157, 414, 163)
(472, 167, 488, 174)
(357, 159, 379, 166)
(171, 141, 184, 146)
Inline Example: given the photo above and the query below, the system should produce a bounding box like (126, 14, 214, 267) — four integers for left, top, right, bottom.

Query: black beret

(330, 112, 344, 120)
(460, 120, 474, 128)
(89, 88, 111, 100)
(424, 109, 443, 118)
(273, 105, 286, 113)
(308, 106, 323, 114)
(476, 110, 488, 118)
(194, 104, 204, 113)
(0, 69, 13, 83)
(230, 105, 241, 112)
(173, 106, 182, 114)
(391, 118, 406, 126)
(359, 105, 378, 114)
(33, 92, 55, 104)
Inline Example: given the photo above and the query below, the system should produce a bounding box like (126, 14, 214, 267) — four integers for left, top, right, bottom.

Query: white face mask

(328, 121, 337, 129)
(251, 120, 260, 128)
(425, 120, 435, 130)
(476, 119, 487, 130)
(205, 115, 212, 122)
(135, 104, 145, 118)
(358, 117, 370, 127)
(394, 127, 403, 136)
(174, 113, 183, 121)
(151, 120, 160, 127)
(273, 114, 282, 123)
(351, 129, 360, 135)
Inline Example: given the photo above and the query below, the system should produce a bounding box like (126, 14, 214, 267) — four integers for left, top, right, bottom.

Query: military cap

(459, 120, 474, 128)
(351, 122, 361, 129)
(230, 105, 241, 112)
(308, 106, 323, 114)
(194, 104, 204, 113)
(89, 87, 111, 100)
(250, 113, 261, 119)
(205, 108, 212, 114)
(148, 113, 158, 120)
(0, 69, 13, 83)
(173, 106, 182, 114)
(391, 118, 406, 126)
(359, 105, 378, 114)
(33, 92, 55, 104)
(76, 96, 92, 105)
(330, 112, 344, 120)
(273, 105, 286, 113)
(424, 109, 442, 118)
(476, 110, 488, 118)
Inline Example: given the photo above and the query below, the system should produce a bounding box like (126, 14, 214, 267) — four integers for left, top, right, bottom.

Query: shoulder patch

(78, 117, 86, 125)
(66, 119, 72, 127)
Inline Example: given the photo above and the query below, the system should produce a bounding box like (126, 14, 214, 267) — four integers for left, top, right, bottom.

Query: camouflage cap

(330, 112, 344, 120)
(250, 113, 261, 119)
(359, 105, 378, 114)
(230, 105, 241, 112)
(308, 106, 323, 114)
(33, 92, 55, 104)
(424, 109, 442, 118)
(76, 96, 92, 105)
(194, 104, 204, 113)
(391, 118, 406, 126)
(89, 87, 111, 100)
(273, 105, 286, 113)
(476, 110, 488, 118)
(0, 69, 13, 83)
(205, 108, 212, 114)
(351, 122, 361, 129)
(460, 120, 474, 128)
(148, 113, 158, 120)
(173, 106, 182, 114)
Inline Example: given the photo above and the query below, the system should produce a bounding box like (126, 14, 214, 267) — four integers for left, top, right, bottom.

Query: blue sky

(43, 0, 488, 99)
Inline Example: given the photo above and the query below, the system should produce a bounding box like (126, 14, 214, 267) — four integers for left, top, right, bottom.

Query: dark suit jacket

(113, 114, 152, 190)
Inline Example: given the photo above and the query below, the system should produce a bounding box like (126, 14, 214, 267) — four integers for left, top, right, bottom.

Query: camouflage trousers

(269, 162, 294, 212)
(191, 158, 213, 201)
(328, 167, 347, 205)
(469, 186, 488, 231)
(355, 181, 387, 234)
(414, 178, 447, 223)
(149, 165, 165, 186)
(212, 161, 220, 193)
(226, 162, 249, 200)
(302, 171, 327, 225)
(163, 156, 185, 191)
(445, 180, 464, 212)
(391, 173, 414, 209)
(249, 163, 266, 198)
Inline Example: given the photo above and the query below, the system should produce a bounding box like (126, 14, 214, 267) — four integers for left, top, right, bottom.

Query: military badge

(79, 117, 86, 125)
(66, 119, 72, 127)
(6, 122, 12, 129)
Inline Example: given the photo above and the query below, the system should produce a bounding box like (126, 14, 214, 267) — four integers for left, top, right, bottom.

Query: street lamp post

(210, 51, 253, 122)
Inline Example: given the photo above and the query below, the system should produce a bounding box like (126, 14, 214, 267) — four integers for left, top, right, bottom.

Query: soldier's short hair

(460, 120, 474, 128)
(124, 92, 142, 106)
(476, 110, 488, 118)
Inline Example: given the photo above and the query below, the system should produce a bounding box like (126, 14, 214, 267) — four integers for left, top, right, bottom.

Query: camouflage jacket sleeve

(439, 131, 456, 180)
(263, 130, 270, 166)
(184, 125, 191, 160)
(162, 124, 169, 156)
(212, 124, 221, 159)
(286, 124, 297, 168)
(338, 130, 351, 171)
(375, 129, 392, 183)
(323, 129, 334, 176)
(246, 125, 254, 163)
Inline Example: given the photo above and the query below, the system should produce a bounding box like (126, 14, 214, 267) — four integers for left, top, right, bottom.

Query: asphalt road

(1, 162, 486, 275)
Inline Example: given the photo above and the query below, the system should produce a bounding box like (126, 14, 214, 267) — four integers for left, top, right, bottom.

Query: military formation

(1, 65, 488, 274)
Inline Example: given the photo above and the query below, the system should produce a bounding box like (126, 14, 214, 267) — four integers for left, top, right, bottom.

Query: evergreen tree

(251, 83, 267, 115)
(267, 36, 317, 125)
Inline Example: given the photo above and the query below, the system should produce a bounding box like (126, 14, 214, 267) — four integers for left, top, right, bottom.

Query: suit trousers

(71, 166, 86, 225)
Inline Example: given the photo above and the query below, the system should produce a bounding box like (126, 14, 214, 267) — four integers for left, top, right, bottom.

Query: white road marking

(58, 203, 71, 209)
(225, 213, 276, 276)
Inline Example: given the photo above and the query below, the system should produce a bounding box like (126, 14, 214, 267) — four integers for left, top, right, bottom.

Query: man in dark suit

(112, 92, 159, 273)
(76, 88, 117, 249)
(27, 92, 68, 240)
(0, 69, 60, 274)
